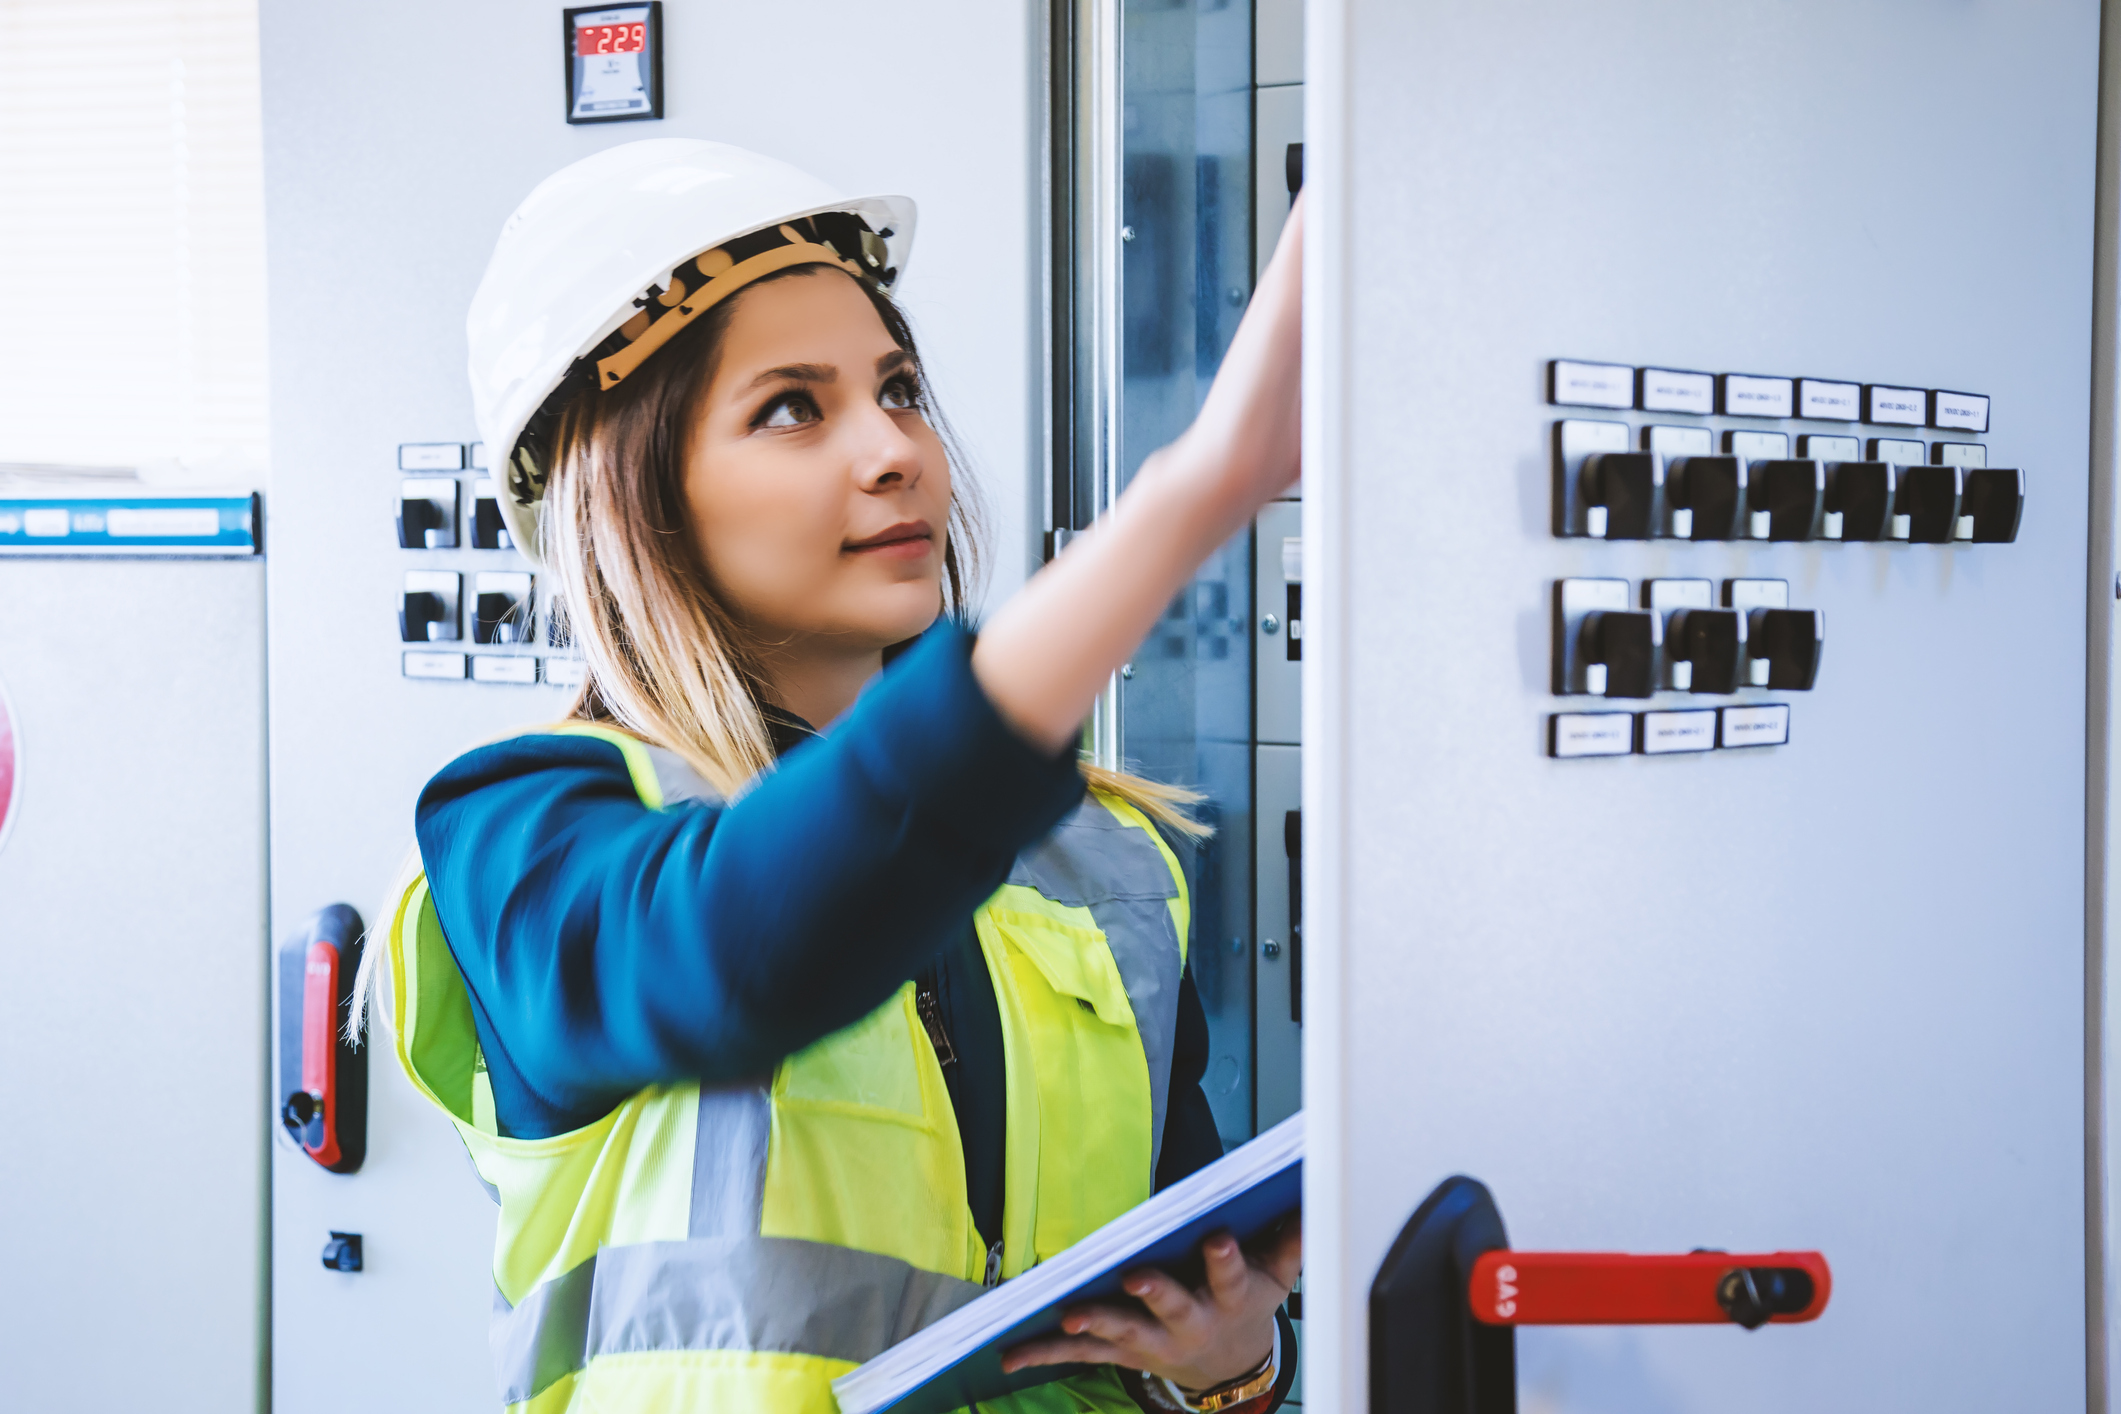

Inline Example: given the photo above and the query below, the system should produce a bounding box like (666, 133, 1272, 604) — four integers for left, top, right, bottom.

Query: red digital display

(576, 21, 646, 55)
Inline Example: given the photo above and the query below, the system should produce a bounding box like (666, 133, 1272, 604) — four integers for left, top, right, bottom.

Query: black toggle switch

(1668, 608, 1744, 694)
(1583, 609, 1660, 698)
(1824, 462, 1896, 541)
(1583, 452, 1661, 540)
(472, 572, 534, 646)
(470, 478, 511, 550)
(399, 591, 447, 643)
(1960, 467, 2024, 543)
(1746, 608, 1823, 690)
(1666, 456, 1746, 540)
(397, 478, 459, 550)
(1749, 460, 1825, 541)
(321, 1232, 363, 1274)
(1896, 464, 1962, 544)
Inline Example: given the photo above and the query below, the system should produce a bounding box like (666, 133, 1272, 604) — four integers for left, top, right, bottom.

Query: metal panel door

(1306, 1, 2100, 1407)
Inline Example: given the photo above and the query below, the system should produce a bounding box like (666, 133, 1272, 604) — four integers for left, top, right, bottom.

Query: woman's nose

(849, 405, 925, 492)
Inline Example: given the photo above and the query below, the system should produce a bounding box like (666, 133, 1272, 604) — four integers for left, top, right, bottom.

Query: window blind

(0, 0, 268, 483)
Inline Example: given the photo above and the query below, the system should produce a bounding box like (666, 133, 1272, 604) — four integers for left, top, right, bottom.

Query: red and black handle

(276, 904, 367, 1173)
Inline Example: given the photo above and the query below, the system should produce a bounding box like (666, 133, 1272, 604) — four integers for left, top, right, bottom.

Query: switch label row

(1549, 704, 1790, 758)
(1551, 360, 1990, 431)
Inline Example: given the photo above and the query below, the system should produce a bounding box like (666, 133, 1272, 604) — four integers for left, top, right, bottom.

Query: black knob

(1583, 452, 1661, 540)
(1667, 456, 1746, 541)
(1961, 467, 2024, 543)
(1669, 608, 1743, 694)
(321, 1232, 363, 1273)
(1716, 1266, 1817, 1329)
(1584, 609, 1660, 698)
(399, 591, 448, 644)
(1897, 464, 1963, 544)
(1747, 608, 1824, 690)
(1749, 460, 1825, 541)
(1824, 462, 1897, 541)
(470, 494, 510, 550)
(396, 498, 441, 550)
(281, 1090, 316, 1131)
(474, 592, 525, 645)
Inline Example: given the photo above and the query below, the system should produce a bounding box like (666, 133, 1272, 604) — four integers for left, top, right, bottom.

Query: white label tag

(472, 655, 539, 685)
(1640, 710, 1717, 754)
(399, 443, 466, 471)
(1639, 369, 1713, 414)
(1281, 537, 1303, 583)
(1551, 361, 1634, 409)
(1931, 390, 1989, 432)
(105, 507, 220, 538)
(1872, 437, 1925, 464)
(1799, 435, 1861, 462)
(1726, 578, 1788, 611)
(544, 657, 588, 688)
(1647, 425, 1714, 457)
(1727, 431, 1788, 462)
(403, 651, 467, 680)
(1719, 703, 1790, 748)
(1550, 713, 1632, 758)
(1722, 375, 1794, 419)
(1935, 442, 1987, 468)
(1797, 379, 1860, 420)
(1866, 386, 1926, 425)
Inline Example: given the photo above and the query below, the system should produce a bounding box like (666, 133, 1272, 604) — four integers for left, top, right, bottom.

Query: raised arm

(974, 197, 1304, 752)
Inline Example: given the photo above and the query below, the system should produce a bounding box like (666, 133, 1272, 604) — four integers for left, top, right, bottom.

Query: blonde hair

(354, 264, 1204, 1046)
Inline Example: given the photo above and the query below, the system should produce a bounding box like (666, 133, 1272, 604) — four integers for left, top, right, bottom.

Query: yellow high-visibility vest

(389, 724, 1191, 1412)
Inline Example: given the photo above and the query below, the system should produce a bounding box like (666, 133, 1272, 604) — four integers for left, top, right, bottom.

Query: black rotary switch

(1583, 452, 1661, 540)
(1896, 464, 1963, 544)
(1961, 467, 2024, 543)
(1824, 462, 1896, 542)
(1668, 608, 1744, 694)
(1666, 456, 1745, 541)
(1746, 608, 1824, 690)
(399, 591, 447, 644)
(1749, 460, 1825, 541)
(1583, 609, 1660, 698)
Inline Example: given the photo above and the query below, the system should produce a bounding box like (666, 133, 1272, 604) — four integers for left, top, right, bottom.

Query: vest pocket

(777, 986, 928, 1121)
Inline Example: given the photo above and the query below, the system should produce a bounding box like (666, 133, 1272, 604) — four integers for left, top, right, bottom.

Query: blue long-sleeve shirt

(415, 622, 1224, 1240)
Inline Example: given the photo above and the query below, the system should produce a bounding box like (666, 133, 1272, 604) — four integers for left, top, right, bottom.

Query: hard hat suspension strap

(595, 229, 866, 391)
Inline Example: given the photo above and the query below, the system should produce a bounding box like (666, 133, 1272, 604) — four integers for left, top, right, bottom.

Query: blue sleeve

(415, 622, 1086, 1138)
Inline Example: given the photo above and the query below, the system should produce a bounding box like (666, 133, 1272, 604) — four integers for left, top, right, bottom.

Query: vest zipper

(983, 1238, 1004, 1288)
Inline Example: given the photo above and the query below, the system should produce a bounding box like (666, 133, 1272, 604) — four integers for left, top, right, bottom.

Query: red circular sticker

(0, 675, 17, 857)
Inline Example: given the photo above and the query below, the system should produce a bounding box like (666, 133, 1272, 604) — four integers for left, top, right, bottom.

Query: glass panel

(1117, 0, 1256, 1145)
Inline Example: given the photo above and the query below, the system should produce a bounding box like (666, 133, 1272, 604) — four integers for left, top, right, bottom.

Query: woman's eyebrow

(744, 362, 836, 391)
(877, 349, 913, 375)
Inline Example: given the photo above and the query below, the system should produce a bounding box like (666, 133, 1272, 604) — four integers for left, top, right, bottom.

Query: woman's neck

(758, 642, 885, 730)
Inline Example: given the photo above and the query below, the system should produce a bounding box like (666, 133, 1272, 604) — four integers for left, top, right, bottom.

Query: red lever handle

(1467, 1250, 1831, 1326)
(299, 940, 342, 1168)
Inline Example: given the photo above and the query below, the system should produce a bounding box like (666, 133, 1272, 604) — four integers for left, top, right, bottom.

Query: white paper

(106, 507, 220, 538)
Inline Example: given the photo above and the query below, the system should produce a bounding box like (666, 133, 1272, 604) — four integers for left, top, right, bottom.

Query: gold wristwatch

(1167, 1340, 1278, 1414)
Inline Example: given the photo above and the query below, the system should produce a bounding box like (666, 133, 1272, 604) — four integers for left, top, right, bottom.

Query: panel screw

(1120, 225, 1136, 242)
(1262, 939, 1281, 959)
(1120, 663, 1135, 680)
(1262, 614, 1281, 635)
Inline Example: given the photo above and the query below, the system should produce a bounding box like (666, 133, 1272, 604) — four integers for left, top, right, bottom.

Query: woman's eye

(880, 377, 919, 411)
(759, 394, 820, 428)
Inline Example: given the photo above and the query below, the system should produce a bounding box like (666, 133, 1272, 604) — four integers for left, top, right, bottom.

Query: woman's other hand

(999, 1214, 1303, 1392)
(973, 197, 1306, 754)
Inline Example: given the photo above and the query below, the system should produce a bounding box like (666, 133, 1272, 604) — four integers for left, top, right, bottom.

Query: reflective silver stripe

(1008, 797, 1186, 1172)
(491, 1237, 985, 1404)
(643, 744, 725, 808)
(493, 1253, 599, 1404)
(690, 1082, 770, 1238)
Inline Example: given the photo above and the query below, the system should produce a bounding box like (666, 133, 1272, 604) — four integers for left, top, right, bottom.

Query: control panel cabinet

(1311, 2, 2098, 1410)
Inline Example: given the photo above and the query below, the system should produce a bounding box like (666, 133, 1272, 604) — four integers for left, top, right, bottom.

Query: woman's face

(685, 269, 952, 654)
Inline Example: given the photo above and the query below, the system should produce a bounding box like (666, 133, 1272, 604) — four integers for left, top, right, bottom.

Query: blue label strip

(0, 495, 260, 555)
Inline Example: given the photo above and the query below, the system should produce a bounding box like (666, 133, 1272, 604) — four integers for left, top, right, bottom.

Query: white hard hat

(467, 138, 916, 562)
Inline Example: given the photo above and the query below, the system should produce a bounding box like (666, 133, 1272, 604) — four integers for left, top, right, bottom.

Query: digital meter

(564, 2, 663, 125)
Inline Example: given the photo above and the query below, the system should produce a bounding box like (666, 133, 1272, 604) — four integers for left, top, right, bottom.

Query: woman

(373, 139, 1304, 1414)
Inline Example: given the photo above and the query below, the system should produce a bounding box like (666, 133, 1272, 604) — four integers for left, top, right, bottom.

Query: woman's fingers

(1262, 1214, 1304, 1291)
(1200, 1233, 1253, 1306)
(1001, 1333, 1131, 1373)
(1123, 1267, 1201, 1328)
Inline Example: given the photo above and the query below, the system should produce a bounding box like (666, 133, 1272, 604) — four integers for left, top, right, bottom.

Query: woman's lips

(845, 521, 934, 559)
